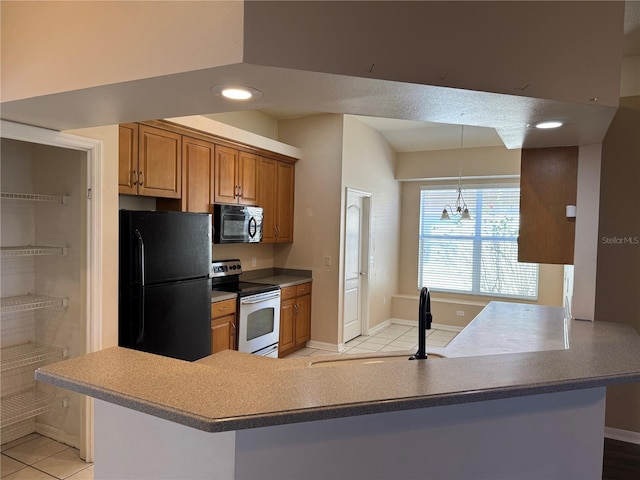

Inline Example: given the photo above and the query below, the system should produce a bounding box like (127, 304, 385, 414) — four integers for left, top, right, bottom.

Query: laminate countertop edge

(35, 302, 640, 433)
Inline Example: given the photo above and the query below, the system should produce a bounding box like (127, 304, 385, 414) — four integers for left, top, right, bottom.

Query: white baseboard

(366, 319, 392, 336)
(36, 423, 80, 449)
(604, 426, 640, 444)
(389, 318, 464, 333)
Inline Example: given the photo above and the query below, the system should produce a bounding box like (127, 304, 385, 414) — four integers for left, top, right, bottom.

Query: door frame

(341, 188, 372, 344)
(1, 120, 103, 462)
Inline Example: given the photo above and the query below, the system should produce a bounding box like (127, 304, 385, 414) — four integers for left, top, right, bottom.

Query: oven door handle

(241, 291, 281, 304)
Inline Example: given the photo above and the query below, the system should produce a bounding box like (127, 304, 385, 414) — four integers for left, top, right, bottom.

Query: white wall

(341, 116, 400, 332)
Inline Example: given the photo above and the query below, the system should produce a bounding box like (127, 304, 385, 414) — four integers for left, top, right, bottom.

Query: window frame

(418, 183, 539, 301)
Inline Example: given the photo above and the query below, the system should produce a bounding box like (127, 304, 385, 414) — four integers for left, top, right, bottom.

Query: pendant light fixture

(440, 126, 471, 221)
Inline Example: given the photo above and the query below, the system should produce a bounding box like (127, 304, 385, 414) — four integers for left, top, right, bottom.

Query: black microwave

(213, 204, 263, 244)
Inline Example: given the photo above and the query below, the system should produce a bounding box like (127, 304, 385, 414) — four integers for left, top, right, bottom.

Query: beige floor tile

(363, 336, 391, 345)
(370, 330, 401, 340)
(427, 339, 450, 347)
(388, 340, 417, 349)
(379, 345, 411, 353)
(356, 342, 384, 351)
(399, 333, 418, 343)
(3, 436, 68, 466)
(308, 349, 336, 357)
(1, 434, 41, 453)
(345, 338, 364, 346)
(2, 466, 56, 480)
(1, 454, 27, 478)
(385, 325, 412, 333)
(292, 347, 318, 356)
(32, 447, 90, 480)
(66, 464, 94, 480)
(344, 347, 375, 355)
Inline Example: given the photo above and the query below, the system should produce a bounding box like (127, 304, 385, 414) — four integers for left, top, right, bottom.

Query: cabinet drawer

(281, 286, 296, 300)
(296, 282, 312, 296)
(211, 298, 236, 318)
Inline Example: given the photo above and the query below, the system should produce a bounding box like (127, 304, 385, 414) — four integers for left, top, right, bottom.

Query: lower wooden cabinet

(211, 298, 237, 354)
(278, 282, 312, 358)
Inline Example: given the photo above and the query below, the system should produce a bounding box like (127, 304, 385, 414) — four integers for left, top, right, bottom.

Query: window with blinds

(418, 185, 538, 300)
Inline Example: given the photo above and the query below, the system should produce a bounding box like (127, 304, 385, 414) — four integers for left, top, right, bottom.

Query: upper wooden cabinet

(118, 123, 138, 195)
(119, 123, 182, 198)
(158, 136, 214, 213)
(119, 121, 298, 229)
(518, 146, 578, 265)
(258, 157, 295, 243)
(214, 146, 258, 205)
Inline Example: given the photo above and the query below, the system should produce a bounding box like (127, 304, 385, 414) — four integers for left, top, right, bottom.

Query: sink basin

(310, 352, 445, 367)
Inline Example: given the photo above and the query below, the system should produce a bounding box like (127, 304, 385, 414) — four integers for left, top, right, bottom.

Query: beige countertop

(211, 291, 237, 303)
(248, 274, 312, 288)
(36, 302, 640, 433)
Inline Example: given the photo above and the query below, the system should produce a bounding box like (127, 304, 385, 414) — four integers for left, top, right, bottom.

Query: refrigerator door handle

(134, 229, 146, 344)
(134, 229, 145, 287)
(136, 287, 146, 345)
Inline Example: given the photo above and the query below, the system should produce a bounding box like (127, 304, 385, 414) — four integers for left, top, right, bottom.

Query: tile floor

(1, 434, 93, 480)
(286, 322, 459, 358)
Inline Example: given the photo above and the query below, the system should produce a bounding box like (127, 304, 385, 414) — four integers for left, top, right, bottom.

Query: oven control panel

(211, 258, 243, 277)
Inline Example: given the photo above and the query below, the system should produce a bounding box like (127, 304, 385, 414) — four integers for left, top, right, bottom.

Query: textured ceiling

(1, 1, 636, 152)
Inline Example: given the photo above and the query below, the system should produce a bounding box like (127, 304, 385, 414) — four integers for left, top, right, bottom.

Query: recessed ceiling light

(211, 85, 262, 101)
(533, 121, 563, 129)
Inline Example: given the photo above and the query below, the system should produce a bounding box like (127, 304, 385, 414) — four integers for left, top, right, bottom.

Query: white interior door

(343, 189, 370, 343)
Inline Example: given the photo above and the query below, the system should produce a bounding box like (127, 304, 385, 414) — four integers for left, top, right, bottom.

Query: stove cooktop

(212, 281, 279, 297)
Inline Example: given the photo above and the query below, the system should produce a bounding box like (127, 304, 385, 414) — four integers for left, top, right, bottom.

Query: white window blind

(418, 186, 538, 300)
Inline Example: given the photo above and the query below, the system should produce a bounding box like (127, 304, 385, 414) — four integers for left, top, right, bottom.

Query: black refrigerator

(119, 210, 212, 361)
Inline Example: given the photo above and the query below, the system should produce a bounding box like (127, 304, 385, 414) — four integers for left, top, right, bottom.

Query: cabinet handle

(238, 185, 243, 198)
(294, 304, 299, 314)
(139, 171, 144, 186)
(131, 170, 138, 186)
(235, 185, 239, 198)
(217, 306, 229, 312)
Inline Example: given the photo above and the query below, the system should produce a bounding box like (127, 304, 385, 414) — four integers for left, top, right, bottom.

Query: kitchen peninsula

(36, 302, 640, 479)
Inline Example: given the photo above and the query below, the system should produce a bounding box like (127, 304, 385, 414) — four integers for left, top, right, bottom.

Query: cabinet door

(181, 137, 215, 213)
(214, 145, 239, 204)
(238, 151, 258, 206)
(118, 123, 138, 195)
(138, 125, 182, 198)
(211, 314, 236, 353)
(278, 298, 296, 357)
(257, 157, 278, 243)
(276, 162, 295, 243)
(295, 294, 311, 345)
(518, 146, 578, 265)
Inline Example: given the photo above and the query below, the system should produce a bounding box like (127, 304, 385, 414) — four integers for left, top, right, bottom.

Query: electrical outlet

(383, 296, 386, 305)
(456, 310, 465, 317)
(251, 257, 256, 267)
(324, 256, 331, 266)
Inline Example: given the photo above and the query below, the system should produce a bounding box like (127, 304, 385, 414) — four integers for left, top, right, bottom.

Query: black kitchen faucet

(410, 286, 432, 360)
